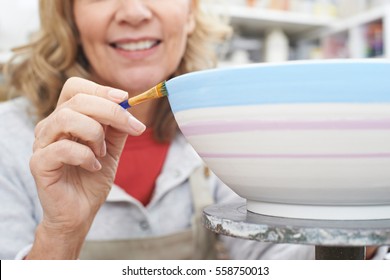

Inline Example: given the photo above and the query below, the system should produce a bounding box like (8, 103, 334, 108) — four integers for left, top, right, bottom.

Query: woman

(0, 0, 319, 260)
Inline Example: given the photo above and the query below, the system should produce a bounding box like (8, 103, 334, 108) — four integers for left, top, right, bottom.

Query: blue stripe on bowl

(167, 60, 390, 113)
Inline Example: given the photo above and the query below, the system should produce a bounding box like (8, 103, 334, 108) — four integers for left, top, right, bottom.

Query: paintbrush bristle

(157, 81, 168, 97)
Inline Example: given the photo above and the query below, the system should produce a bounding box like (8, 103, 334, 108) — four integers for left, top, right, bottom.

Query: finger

(57, 77, 128, 105)
(30, 139, 102, 179)
(34, 119, 45, 140)
(34, 108, 106, 157)
(58, 93, 146, 135)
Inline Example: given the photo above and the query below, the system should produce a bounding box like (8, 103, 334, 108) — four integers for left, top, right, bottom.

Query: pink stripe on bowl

(180, 119, 390, 136)
(199, 152, 390, 159)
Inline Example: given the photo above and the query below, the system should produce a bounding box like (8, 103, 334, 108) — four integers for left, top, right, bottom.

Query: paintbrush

(119, 81, 168, 109)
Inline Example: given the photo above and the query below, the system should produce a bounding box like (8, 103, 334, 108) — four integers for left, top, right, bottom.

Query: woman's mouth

(111, 39, 161, 52)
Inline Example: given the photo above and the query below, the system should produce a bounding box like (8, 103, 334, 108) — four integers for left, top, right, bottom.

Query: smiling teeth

(116, 40, 156, 51)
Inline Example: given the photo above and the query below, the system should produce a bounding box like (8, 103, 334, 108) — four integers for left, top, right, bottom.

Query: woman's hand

(28, 77, 146, 259)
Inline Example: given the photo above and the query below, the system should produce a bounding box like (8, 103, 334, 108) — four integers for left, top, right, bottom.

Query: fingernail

(100, 141, 106, 157)
(94, 159, 102, 170)
(108, 89, 128, 102)
(128, 116, 146, 133)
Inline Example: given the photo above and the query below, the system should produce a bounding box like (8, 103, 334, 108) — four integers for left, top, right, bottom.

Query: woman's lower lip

(112, 43, 160, 60)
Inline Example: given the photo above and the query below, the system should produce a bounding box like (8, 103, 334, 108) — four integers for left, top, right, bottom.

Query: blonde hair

(4, 0, 231, 141)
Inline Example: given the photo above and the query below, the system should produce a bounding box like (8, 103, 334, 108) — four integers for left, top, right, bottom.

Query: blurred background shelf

(216, 0, 390, 65)
(300, 3, 390, 59)
(212, 4, 333, 36)
(304, 3, 390, 38)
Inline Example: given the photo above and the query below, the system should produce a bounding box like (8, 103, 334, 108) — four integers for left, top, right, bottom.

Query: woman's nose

(115, 0, 152, 26)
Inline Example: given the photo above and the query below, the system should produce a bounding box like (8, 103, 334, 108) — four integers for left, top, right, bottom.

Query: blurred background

(0, 0, 39, 63)
(1, 0, 389, 92)
(0, 0, 39, 98)
(216, 0, 390, 66)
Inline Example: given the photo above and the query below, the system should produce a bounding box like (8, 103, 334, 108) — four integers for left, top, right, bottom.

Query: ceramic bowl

(167, 60, 390, 220)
